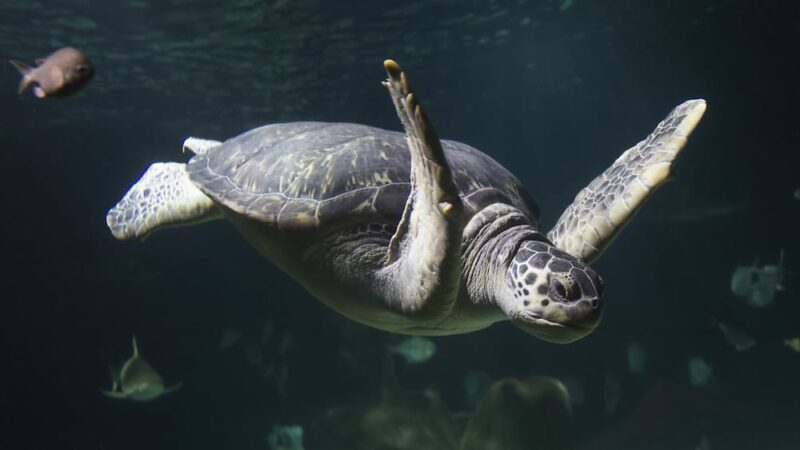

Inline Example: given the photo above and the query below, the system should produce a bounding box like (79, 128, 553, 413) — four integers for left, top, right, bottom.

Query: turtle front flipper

(106, 162, 222, 240)
(548, 99, 706, 262)
(378, 60, 465, 315)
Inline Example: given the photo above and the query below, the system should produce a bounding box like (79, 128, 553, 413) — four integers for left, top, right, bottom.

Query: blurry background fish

(687, 356, 714, 387)
(730, 250, 787, 307)
(714, 319, 756, 352)
(626, 342, 647, 374)
(9, 47, 93, 98)
(218, 319, 294, 395)
(387, 336, 436, 365)
(217, 328, 243, 351)
(783, 337, 800, 353)
(669, 198, 750, 222)
(267, 424, 304, 450)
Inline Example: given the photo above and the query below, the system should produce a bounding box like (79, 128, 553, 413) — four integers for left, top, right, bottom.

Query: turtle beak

(512, 310, 602, 344)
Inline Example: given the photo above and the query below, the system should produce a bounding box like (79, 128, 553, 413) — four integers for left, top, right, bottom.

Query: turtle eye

(554, 280, 567, 298)
(552, 277, 582, 301)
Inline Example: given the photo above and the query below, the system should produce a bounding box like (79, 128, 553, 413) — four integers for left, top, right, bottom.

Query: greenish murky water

(1, 1, 798, 449)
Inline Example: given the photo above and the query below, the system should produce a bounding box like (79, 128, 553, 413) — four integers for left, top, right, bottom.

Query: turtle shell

(187, 122, 539, 232)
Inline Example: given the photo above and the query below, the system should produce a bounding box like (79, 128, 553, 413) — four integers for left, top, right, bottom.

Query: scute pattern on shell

(187, 122, 538, 231)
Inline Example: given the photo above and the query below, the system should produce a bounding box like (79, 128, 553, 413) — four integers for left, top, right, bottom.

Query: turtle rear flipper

(548, 99, 706, 262)
(377, 60, 464, 315)
(106, 162, 222, 240)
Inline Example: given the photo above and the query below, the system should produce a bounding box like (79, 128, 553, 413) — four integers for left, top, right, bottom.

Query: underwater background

(1, 0, 798, 449)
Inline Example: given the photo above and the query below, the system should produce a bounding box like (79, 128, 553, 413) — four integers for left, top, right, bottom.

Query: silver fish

(9, 47, 94, 98)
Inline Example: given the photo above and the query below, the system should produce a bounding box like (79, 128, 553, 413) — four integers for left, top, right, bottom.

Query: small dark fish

(9, 47, 94, 98)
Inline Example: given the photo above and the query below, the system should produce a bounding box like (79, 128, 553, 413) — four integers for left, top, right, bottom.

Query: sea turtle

(106, 60, 706, 343)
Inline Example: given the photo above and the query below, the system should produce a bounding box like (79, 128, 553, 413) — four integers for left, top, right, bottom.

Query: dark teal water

(1, 1, 798, 449)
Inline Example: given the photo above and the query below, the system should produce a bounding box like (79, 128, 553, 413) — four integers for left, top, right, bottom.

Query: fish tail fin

(8, 60, 33, 95)
(105, 364, 121, 396)
(132, 335, 139, 357)
(9, 59, 31, 75)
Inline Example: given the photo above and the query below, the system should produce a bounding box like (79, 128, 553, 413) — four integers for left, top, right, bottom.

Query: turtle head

(499, 240, 604, 343)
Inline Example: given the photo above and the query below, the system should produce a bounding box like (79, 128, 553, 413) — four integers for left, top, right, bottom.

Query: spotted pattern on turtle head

(507, 240, 603, 328)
